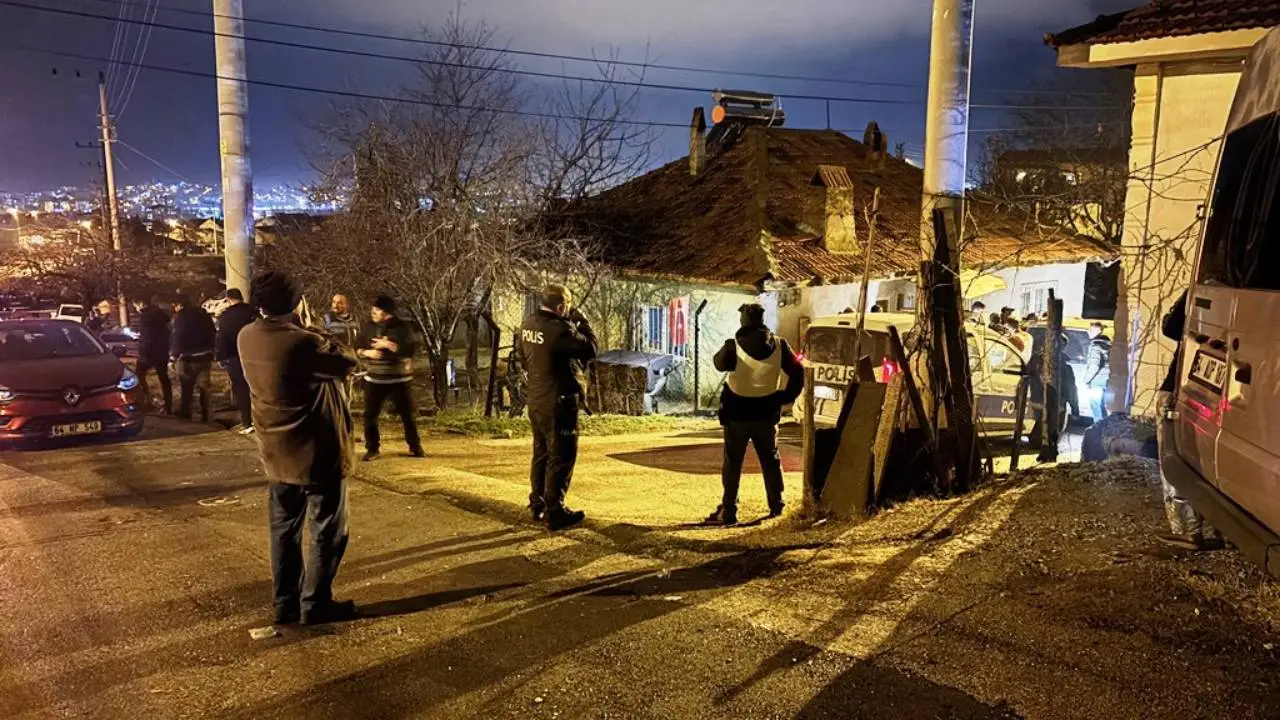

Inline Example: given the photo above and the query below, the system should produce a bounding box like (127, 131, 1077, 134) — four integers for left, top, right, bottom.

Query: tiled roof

(1047, 0, 1280, 47)
(565, 126, 1113, 288)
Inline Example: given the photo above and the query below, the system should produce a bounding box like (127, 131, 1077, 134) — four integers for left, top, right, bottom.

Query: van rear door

(1189, 92, 1280, 532)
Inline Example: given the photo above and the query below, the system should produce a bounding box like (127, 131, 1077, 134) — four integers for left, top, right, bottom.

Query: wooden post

(889, 326, 950, 489)
(850, 187, 881, 365)
(1009, 376, 1029, 472)
(482, 315, 500, 418)
(931, 209, 980, 491)
(1037, 293, 1064, 463)
(802, 366, 817, 515)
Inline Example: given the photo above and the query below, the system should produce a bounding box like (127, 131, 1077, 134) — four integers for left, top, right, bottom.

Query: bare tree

(4, 218, 156, 306)
(276, 13, 654, 409)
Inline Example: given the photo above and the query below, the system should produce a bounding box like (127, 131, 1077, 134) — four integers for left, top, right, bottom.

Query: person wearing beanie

(357, 294, 423, 461)
(238, 269, 360, 626)
(706, 303, 804, 526)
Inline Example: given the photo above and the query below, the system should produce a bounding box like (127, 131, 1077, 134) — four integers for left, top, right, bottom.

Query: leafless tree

(3, 218, 156, 306)
(275, 13, 655, 408)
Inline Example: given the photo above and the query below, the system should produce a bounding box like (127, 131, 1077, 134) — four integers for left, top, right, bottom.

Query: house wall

(1114, 60, 1240, 416)
(492, 276, 756, 408)
(968, 262, 1090, 320)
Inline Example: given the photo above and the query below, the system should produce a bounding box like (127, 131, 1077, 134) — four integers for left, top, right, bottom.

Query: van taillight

(881, 358, 899, 383)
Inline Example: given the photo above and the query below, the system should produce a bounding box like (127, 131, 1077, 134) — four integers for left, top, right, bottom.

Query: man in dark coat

(322, 294, 361, 348)
(215, 288, 257, 433)
(135, 296, 173, 414)
(171, 295, 218, 422)
(239, 269, 359, 626)
(357, 295, 423, 461)
(707, 303, 804, 526)
(86, 299, 120, 337)
(519, 284, 596, 531)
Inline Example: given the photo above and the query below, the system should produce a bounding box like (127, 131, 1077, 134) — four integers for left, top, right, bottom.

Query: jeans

(176, 356, 213, 422)
(529, 399, 579, 514)
(225, 359, 252, 427)
(1085, 386, 1107, 421)
(136, 356, 172, 413)
(268, 479, 349, 615)
(721, 420, 785, 512)
(363, 381, 421, 453)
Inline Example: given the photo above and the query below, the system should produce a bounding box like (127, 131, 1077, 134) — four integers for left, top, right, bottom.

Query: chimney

(690, 107, 707, 176)
(811, 165, 857, 254)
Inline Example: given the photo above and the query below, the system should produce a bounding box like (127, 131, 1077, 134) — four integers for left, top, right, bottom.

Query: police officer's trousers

(268, 478, 349, 616)
(722, 420, 785, 513)
(529, 398, 579, 514)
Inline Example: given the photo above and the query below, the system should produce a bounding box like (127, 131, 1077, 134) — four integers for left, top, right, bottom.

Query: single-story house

(1046, 0, 1280, 416)
(495, 109, 1114, 406)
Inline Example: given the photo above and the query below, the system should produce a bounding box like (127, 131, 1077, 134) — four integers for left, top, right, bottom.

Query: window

(1018, 281, 1058, 316)
(1199, 113, 1280, 289)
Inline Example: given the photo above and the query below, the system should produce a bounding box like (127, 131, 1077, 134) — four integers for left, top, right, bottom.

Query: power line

(104, 0, 130, 95)
(74, 0, 927, 91)
(116, 137, 189, 181)
(114, 0, 161, 120)
(15, 43, 699, 129)
(14, 0, 1129, 109)
(5, 1, 922, 108)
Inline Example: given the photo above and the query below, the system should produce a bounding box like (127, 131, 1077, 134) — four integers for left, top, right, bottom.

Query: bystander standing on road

(238, 269, 359, 626)
(136, 295, 173, 414)
(322, 293, 362, 401)
(706, 303, 804, 526)
(216, 288, 257, 434)
(1083, 321, 1112, 420)
(519, 284, 596, 531)
(358, 295, 423, 461)
(171, 295, 217, 423)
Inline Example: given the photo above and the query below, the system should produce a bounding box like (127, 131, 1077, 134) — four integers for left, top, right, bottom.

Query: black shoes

(530, 505, 546, 523)
(706, 505, 738, 526)
(362, 450, 380, 463)
(768, 503, 785, 519)
(409, 447, 426, 458)
(301, 599, 358, 626)
(1156, 533, 1225, 551)
(273, 605, 300, 626)
(546, 508, 586, 531)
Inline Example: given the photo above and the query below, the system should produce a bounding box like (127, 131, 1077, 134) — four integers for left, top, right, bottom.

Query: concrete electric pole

(213, 0, 253, 298)
(917, 0, 976, 414)
(98, 74, 128, 327)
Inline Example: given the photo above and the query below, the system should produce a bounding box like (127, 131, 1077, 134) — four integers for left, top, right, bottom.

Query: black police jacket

(518, 308, 597, 413)
(172, 307, 217, 359)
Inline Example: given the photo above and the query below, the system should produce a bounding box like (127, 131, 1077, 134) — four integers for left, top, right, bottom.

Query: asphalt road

(0, 417, 1017, 720)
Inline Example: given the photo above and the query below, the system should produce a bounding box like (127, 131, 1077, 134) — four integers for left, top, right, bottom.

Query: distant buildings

(0, 181, 341, 223)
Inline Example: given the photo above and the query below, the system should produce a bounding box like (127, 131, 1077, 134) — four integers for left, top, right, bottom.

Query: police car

(794, 312, 1066, 440)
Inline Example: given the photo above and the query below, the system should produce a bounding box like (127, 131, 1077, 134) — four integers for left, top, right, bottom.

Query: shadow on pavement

(608, 443, 802, 475)
(358, 583, 526, 619)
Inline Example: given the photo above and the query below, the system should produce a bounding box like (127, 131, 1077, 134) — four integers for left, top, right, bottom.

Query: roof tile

(1047, 0, 1280, 47)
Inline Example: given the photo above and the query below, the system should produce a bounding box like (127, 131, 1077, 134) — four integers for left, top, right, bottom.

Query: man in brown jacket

(238, 270, 359, 626)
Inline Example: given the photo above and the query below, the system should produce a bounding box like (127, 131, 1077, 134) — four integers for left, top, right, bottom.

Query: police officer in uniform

(519, 284, 597, 531)
(707, 303, 804, 526)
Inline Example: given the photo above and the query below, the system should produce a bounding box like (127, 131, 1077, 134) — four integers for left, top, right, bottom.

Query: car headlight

(117, 369, 139, 391)
(0, 386, 13, 404)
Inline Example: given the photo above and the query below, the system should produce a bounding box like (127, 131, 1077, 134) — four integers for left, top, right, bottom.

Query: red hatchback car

(0, 320, 144, 447)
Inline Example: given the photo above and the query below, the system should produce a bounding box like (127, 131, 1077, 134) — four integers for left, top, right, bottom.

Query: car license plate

(1189, 351, 1228, 393)
(50, 421, 102, 438)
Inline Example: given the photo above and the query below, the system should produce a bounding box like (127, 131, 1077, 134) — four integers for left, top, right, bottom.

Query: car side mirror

(110, 345, 127, 357)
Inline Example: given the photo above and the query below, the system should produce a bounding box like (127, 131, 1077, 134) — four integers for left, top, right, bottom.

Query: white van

(1164, 25, 1280, 574)
(795, 311, 1065, 442)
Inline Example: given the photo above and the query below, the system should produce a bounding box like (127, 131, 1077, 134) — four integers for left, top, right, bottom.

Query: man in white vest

(706, 303, 805, 525)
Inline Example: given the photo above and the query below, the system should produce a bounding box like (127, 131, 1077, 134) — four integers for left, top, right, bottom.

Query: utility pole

(917, 0, 976, 416)
(214, 0, 253, 297)
(98, 73, 128, 327)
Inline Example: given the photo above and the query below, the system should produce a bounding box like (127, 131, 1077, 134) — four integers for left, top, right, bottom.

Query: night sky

(0, 0, 1137, 192)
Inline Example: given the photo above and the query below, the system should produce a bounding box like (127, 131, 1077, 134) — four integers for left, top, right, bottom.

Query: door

(1191, 112, 1280, 533)
(971, 330, 1024, 433)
